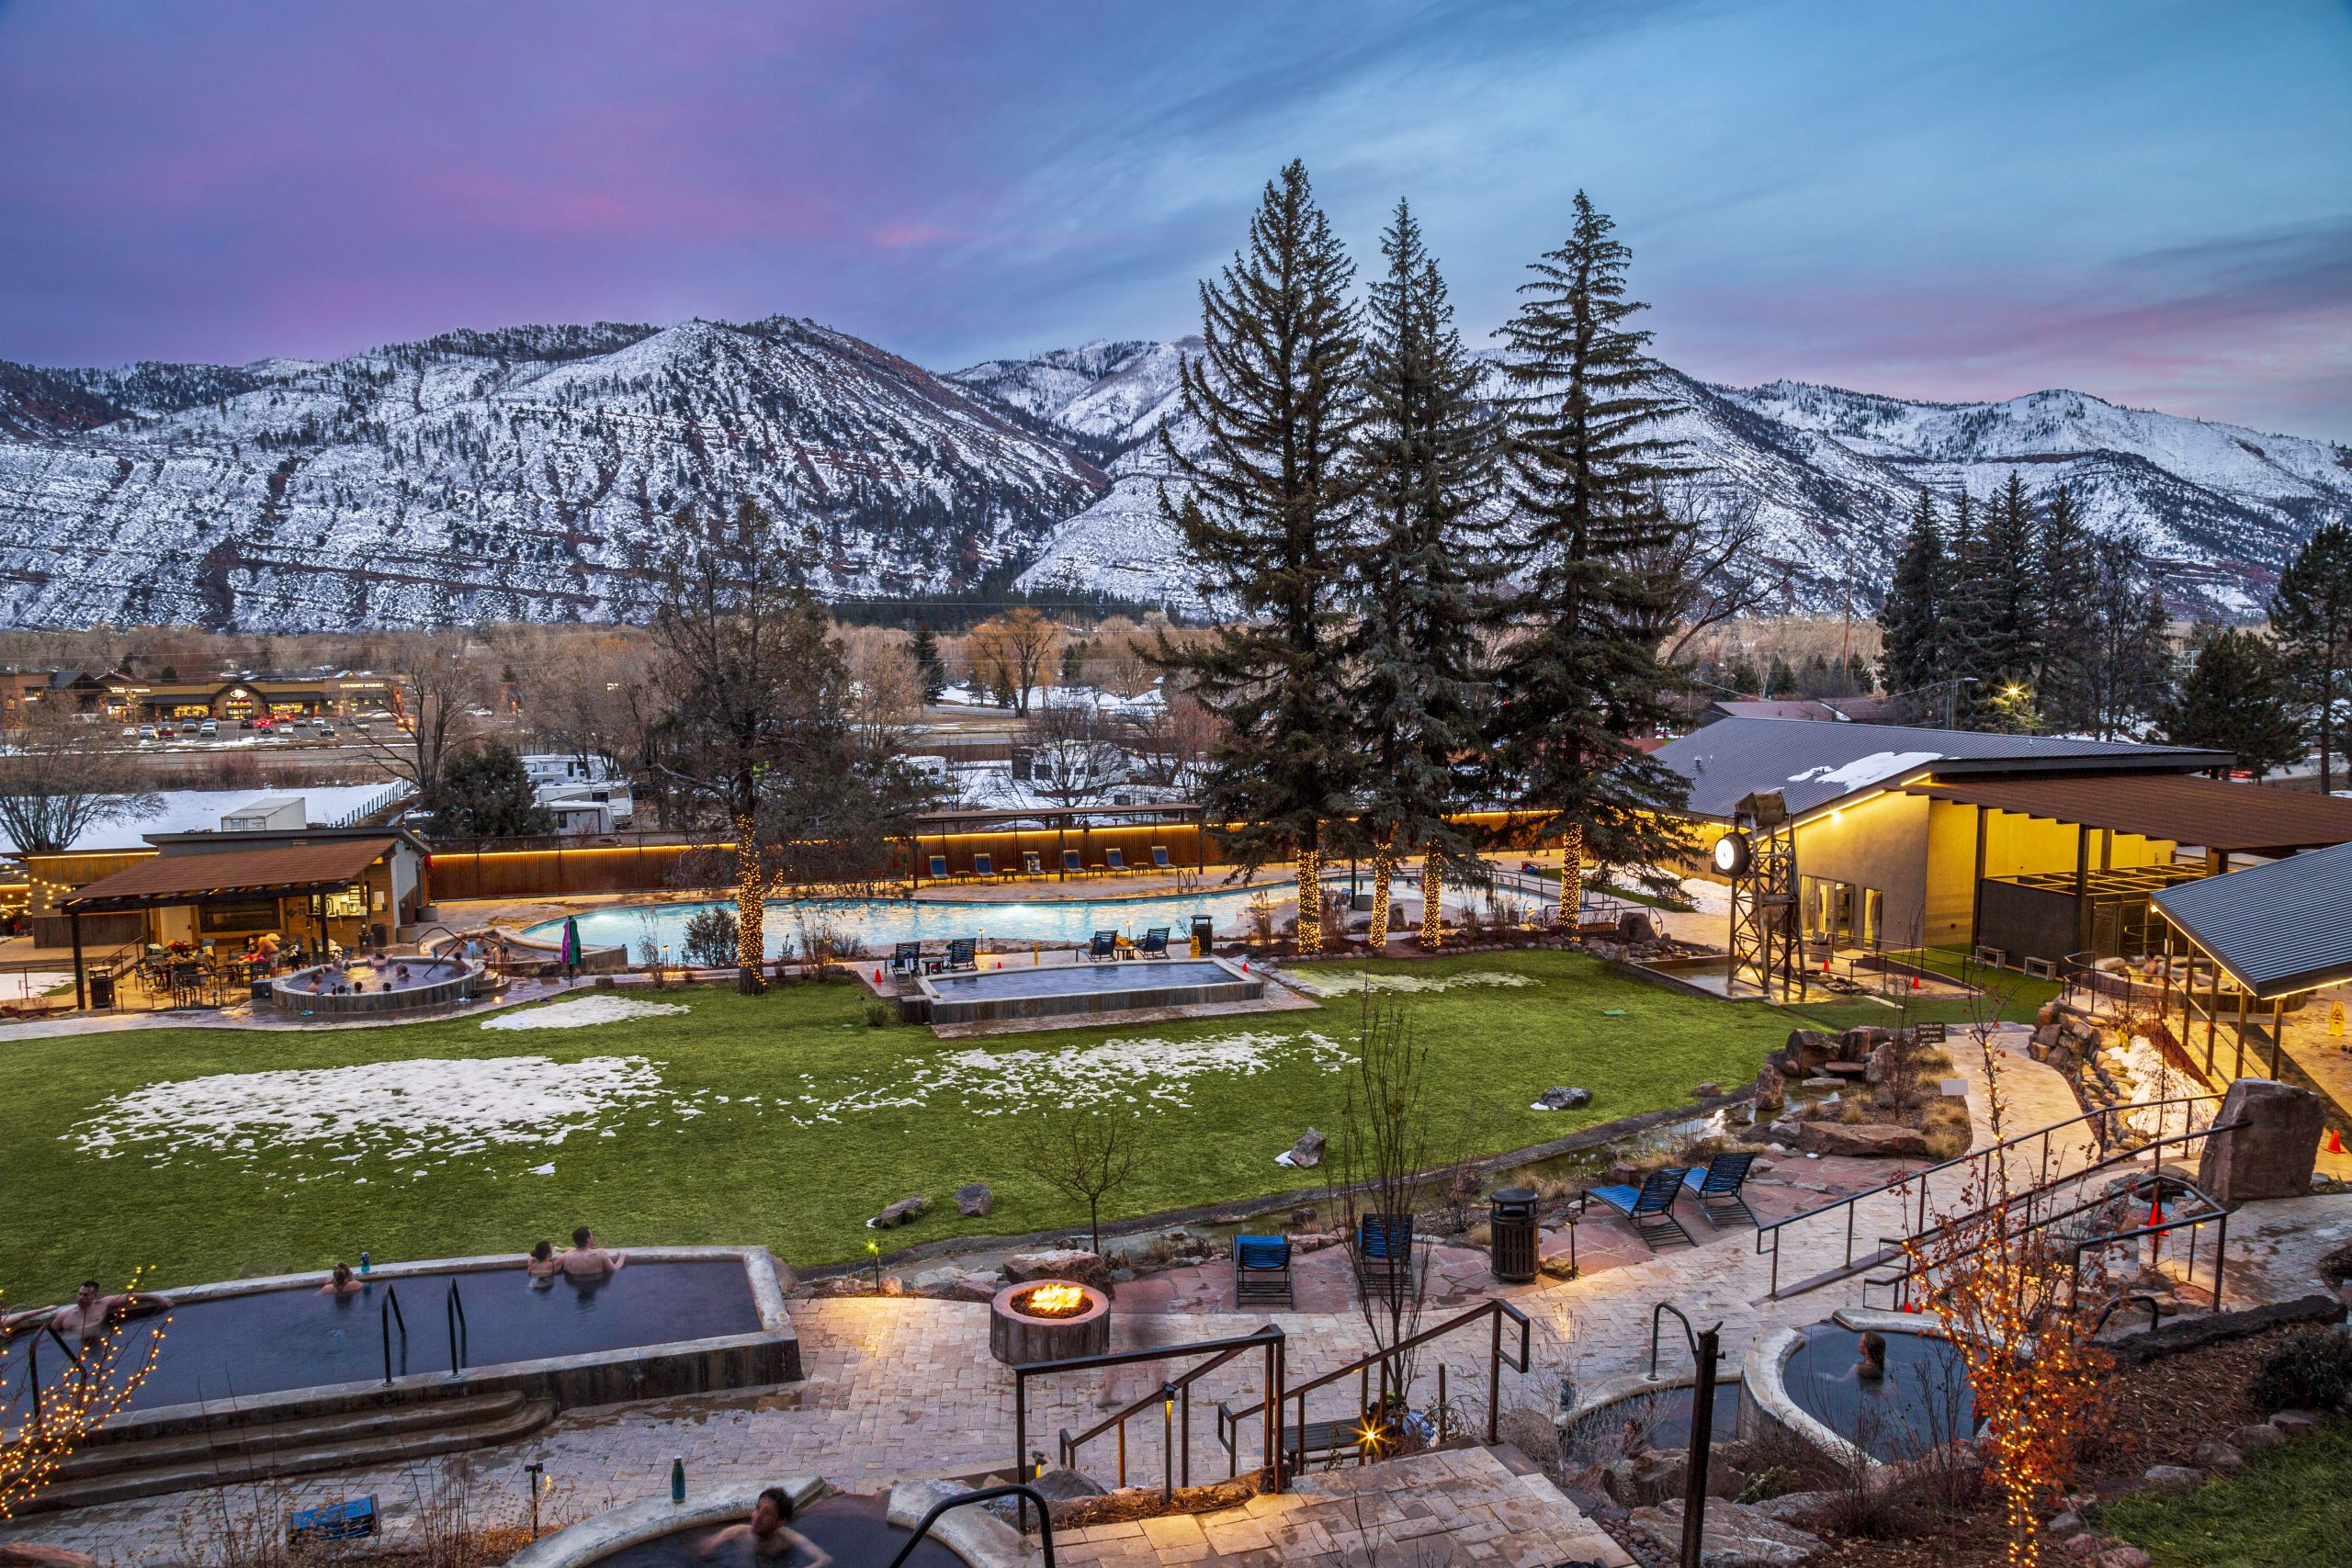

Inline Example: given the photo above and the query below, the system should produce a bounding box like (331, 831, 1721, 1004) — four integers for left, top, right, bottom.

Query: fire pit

(987, 1279, 1111, 1367)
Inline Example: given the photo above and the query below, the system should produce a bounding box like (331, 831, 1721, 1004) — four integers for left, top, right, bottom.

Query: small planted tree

(1013, 1105, 1150, 1258)
(1326, 996, 1436, 1430)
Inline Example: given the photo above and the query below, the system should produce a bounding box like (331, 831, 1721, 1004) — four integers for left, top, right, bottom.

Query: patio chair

(970, 852, 994, 880)
(1086, 931, 1118, 963)
(1061, 849, 1084, 876)
(1104, 847, 1128, 874)
(1352, 1213, 1418, 1294)
(1680, 1152, 1759, 1228)
(1233, 1235, 1294, 1307)
(1138, 927, 1170, 958)
(944, 937, 978, 973)
(888, 942, 923, 978)
(1150, 846, 1173, 871)
(1578, 1167, 1695, 1251)
(1022, 851, 1044, 876)
(927, 854, 950, 881)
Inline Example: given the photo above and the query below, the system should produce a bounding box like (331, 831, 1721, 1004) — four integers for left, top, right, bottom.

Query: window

(198, 898, 280, 934)
(323, 884, 368, 919)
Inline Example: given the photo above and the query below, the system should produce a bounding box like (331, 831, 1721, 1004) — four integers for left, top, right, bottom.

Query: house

(1696, 698, 1846, 726)
(1652, 718, 2352, 965)
(521, 753, 634, 828)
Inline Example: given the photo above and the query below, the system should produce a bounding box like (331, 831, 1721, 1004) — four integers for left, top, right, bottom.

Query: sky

(3, 0, 2348, 438)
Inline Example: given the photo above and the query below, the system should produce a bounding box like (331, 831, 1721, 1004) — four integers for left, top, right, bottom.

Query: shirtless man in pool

(6, 1280, 174, 1352)
(696, 1487, 831, 1564)
(560, 1227, 626, 1277)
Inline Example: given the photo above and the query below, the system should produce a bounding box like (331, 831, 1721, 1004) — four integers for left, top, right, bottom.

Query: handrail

(1013, 1325, 1283, 1509)
(1752, 1090, 2228, 1298)
(381, 1286, 407, 1384)
(887, 1483, 1055, 1568)
(1221, 1296, 1531, 1460)
(1059, 1334, 1261, 1494)
(2089, 1293, 2165, 1337)
(445, 1279, 468, 1376)
(1648, 1302, 1700, 1381)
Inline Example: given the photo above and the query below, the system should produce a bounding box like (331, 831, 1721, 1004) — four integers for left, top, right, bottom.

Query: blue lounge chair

(1150, 845, 1173, 871)
(1139, 927, 1170, 958)
(944, 937, 978, 973)
(1061, 849, 1084, 876)
(1579, 1167, 1695, 1250)
(1104, 847, 1128, 873)
(1352, 1213, 1417, 1293)
(928, 854, 949, 880)
(1087, 930, 1118, 963)
(971, 852, 993, 880)
(888, 941, 922, 978)
(1234, 1235, 1293, 1306)
(1681, 1152, 1758, 1228)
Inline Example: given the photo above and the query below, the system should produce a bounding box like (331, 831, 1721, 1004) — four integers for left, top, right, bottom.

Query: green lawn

(2100, 1422, 2352, 1566)
(0, 950, 1786, 1305)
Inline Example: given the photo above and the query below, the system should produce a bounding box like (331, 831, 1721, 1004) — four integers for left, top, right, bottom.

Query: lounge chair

(1061, 849, 1084, 876)
(1578, 1167, 1694, 1250)
(887, 941, 922, 978)
(944, 937, 978, 973)
(971, 852, 994, 880)
(927, 854, 949, 881)
(1681, 1152, 1758, 1228)
(1023, 851, 1044, 876)
(1139, 927, 1170, 958)
(1352, 1213, 1418, 1294)
(1150, 846, 1173, 871)
(1234, 1235, 1293, 1307)
(1104, 847, 1128, 874)
(1087, 931, 1118, 963)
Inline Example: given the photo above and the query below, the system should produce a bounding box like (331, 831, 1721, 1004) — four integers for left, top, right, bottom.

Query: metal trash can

(87, 972, 116, 1010)
(251, 978, 274, 1003)
(1488, 1186, 1540, 1284)
(1190, 915, 1215, 958)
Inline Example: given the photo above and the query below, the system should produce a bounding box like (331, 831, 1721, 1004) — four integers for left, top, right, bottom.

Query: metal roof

(2154, 840, 2352, 998)
(61, 837, 398, 912)
(1652, 718, 2232, 821)
(1904, 774, 2352, 853)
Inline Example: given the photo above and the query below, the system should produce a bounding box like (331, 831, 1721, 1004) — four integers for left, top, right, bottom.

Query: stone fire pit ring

(987, 1279, 1111, 1367)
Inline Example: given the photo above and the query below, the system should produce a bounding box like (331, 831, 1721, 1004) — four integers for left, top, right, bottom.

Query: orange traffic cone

(1911, 974, 1922, 991)
(2147, 1195, 2165, 1230)
(2326, 1127, 2346, 1156)
(872, 968, 882, 985)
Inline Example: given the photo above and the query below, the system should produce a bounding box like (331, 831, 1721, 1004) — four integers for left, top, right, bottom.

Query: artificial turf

(0, 949, 1787, 1305)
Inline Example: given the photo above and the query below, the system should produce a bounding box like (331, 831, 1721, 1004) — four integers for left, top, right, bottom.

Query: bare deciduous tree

(1327, 997, 1437, 1424)
(1637, 484, 1785, 664)
(0, 704, 162, 854)
(1124, 688, 1219, 795)
(352, 645, 489, 813)
(968, 607, 1061, 716)
(1012, 1104, 1151, 1257)
(1023, 694, 1126, 807)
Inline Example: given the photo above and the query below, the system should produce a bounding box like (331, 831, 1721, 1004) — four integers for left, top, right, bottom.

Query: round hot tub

(268, 954, 487, 1018)
(1743, 1310, 1979, 1466)
(987, 1279, 1111, 1367)
(508, 1478, 1022, 1567)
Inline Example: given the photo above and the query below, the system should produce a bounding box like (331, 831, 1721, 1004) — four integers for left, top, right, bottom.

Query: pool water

(1782, 1324, 1977, 1462)
(529, 885, 1309, 960)
(592, 1494, 961, 1566)
(926, 959, 1238, 999)
(0, 1258, 761, 1414)
(277, 955, 472, 995)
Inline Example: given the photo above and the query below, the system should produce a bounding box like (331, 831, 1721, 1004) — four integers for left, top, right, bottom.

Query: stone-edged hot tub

(988, 1280, 1111, 1366)
(507, 1477, 1026, 1567)
(1741, 1307, 1977, 1468)
(268, 953, 491, 1018)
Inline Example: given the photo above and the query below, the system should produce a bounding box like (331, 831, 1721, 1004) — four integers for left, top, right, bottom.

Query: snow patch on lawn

(1281, 968, 1537, 998)
(786, 1028, 1351, 1122)
(72, 1055, 679, 1171)
(481, 996, 691, 1030)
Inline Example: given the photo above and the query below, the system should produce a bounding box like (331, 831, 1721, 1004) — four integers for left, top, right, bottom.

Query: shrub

(2249, 1326, 2352, 1414)
(680, 907, 741, 969)
(863, 1000, 896, 1029)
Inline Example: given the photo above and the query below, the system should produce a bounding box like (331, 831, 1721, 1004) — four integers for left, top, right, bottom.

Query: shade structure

(2153, 840, 2352, 999)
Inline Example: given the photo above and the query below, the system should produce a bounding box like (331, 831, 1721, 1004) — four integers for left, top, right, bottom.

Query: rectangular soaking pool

(919, 956, 1261, 1024)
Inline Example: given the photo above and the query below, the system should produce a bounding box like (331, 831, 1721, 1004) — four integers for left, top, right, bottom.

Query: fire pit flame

(1018, 1283, 1089, 1319)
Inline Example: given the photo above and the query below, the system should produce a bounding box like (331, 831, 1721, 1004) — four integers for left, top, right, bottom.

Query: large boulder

(1625, 1499, 1823, 1567)
(1786, 1029, 1840, 1072)
(1003, 1248, 1114, 1292)
(955, 1182, 994, 1217)
(869, 1193, 931, 1227)
(1535, 1085, 1594, 1111)
(2197, 1079, 2324, 1205)
(1750, 1065, 1786, 1115)
(1797, 1122, 1930, 1158)
(1279, 1127, 1326, 1168)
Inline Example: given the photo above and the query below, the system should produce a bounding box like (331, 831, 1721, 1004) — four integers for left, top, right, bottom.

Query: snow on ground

(0, 784, 403, 854)
(71, 1055, 681, 1173)
(1281, 968, 1539, 998)
(2103, 1034, 2203, 1140)
(782, 1027, 1351, 1123)
(480, 996, 690, 1031)
(0, 970, 75, 998)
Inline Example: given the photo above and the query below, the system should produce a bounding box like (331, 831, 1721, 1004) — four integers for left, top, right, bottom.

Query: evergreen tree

(1148, 160, 1362, 952)
(1765, 655, 1795, 697)
(1491, 191, 1693, 908)
(435, 739, 553, 838)
(1948, 473, 2044, 728)
(1343, 199, 1505, 947)
(2161, 626, 2301, 777)
(2034, 481, 2099, 727)
(909, 623, 946, 705)
(2270, 521, 2352, 790)
(2071, 531, 2175, 739)
(1878, 488, 1949, 707)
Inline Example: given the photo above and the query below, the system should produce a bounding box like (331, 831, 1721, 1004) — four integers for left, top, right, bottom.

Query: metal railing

(444, 1279, 469, 1376)
(1754, 1092, 2229, 1298)
(1648, 1302, 1702, 1381)
(1057, 1327, 1283, 1501)
(380, 1286, 407, 1384)
(887, 1484, 1056, 1568)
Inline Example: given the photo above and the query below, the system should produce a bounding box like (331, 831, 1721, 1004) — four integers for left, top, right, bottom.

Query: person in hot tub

(526, 1240, 562, 1284)
(697, 1487, 831, 1564)
(560, 1226, 626, 1277)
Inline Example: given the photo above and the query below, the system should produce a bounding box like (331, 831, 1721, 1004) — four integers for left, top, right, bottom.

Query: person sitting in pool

(561, 1227, 626, 1277)
(1855, 1330, 1889, 1382)
(318, 1262, 364, 1296)
(7, 1280, 175, 1354)
(526, 1240, 562, 1283)
(396, 964, 413, 984)
(696, 1487, 830, 1564)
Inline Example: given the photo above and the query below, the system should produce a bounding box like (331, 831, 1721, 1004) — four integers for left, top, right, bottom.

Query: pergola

(2149, 840, 2352, 1081)
(58, 837, 399, 1009)
(907, 804, 1209, 885)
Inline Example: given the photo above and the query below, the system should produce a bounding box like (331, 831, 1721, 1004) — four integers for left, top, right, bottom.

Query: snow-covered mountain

(0, 319, 1104, 628)
(984, 344, 2352, 620)
(4, 312, 2344, 629)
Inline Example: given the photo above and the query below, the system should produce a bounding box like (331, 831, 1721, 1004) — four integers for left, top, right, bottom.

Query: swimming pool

(526, 883, 1317, 960)
(920, 956, 1261, 1023)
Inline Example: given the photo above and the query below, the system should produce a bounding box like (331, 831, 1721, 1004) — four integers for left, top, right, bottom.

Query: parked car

(316, 723, 336, 738)
(119, 725, 138, 739)
(198, 719, 219, 737)
(156, 725, 175, 739)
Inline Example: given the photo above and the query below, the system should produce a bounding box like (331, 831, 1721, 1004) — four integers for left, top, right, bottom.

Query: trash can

(250, 978, 274, 1003)
(1190, 915, 1215, 958)
(1488, 1186, 1540, 1284)
(87, 972, 116, 1010)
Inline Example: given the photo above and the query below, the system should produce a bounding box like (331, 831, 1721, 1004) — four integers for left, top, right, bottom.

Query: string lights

(1294, 843, 1322, 954)
(0, 1268, 171, 1519)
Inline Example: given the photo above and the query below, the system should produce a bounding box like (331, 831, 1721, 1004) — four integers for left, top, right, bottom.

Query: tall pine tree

(1877, 488, 1949, 710)
(2270, 521, 2352, 790)
(1149, 161, 1361, 951)
(1491, 191, 1692, 910)
(2034, 481, 2098, 728)
(1948, 473, 2044, 729)
(1344, 199, 1505, 947)
(2073, 531, 2175, 739)
(2161, 626, 2301, 777)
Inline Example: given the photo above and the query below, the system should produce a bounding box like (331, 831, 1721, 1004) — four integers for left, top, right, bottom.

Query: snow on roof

(1, 784, 401, 856)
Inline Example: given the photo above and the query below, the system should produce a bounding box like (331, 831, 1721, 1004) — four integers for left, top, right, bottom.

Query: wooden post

(70, 909, 85, 1011)
(1679, 1326, 1724, 1568)
(2233, 990, 2248, 1080)
(2267, 996, 2283, 1079)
